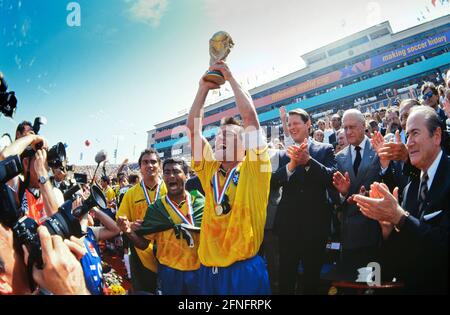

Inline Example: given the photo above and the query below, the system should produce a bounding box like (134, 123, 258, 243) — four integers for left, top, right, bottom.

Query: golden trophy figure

(204, 31, 235, 85)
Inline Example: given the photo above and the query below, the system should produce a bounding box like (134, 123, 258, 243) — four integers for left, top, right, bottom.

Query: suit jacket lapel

(343, 146, 356, 184)
(355, 140, 376, 183)
(403, 178, 421, 218)
(309, 142, 319, 160)
(421, 154, 449, 217)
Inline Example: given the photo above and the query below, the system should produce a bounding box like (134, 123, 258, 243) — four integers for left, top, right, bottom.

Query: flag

(136, 191, 205, 236)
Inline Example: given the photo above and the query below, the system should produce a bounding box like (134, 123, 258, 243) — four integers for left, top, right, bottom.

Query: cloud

(37, 85, 50, 95)
(127, 0, 169, 27)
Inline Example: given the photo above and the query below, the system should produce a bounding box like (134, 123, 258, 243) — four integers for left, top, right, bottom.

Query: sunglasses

(422, 90, 434, 101)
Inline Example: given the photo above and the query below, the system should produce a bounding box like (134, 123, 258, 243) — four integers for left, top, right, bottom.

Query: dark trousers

(278, 235, 326, 295)
(129, 246, 157, 294)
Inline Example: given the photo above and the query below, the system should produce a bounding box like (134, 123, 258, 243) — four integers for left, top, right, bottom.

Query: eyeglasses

(422, 90, 434, 101)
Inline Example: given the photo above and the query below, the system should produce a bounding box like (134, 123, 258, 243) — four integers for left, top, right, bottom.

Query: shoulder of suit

(336, 146, 349, 157)
(310, 141, 333, 150)
(444, 153, 450, 163)
(441, 153, 450, 170)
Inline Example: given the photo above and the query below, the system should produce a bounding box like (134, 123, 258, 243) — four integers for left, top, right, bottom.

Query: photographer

(49, 166, 75, 205)
(0, 223, 90, 295)
(15, 121, 34, 140)
(50, 166, 67, 191)
(80, 206, 121, 242)
(0, 134, 62, 222)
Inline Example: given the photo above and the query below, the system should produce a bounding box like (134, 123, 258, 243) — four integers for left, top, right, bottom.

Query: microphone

(91, 150, 108, 185)
(95, 150, 108, 164)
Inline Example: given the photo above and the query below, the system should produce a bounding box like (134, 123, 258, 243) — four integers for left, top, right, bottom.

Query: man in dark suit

(272, 108, 337, 294)
(354, 106, 449, 294)
(332, 109, 383, 277)
(328, 114, 342, 148)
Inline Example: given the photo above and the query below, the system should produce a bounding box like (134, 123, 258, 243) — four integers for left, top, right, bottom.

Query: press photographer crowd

(0, 61, 449, 295)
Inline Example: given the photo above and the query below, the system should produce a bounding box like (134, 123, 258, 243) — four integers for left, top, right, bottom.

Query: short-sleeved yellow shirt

(144, 196, 201, 271)
(103, 186, 116, 203)
(192, 142, 271, 267)
(116, 180, 167, 272)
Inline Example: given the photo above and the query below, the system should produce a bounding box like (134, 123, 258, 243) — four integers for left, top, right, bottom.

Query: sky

(1, 0, 449, 165)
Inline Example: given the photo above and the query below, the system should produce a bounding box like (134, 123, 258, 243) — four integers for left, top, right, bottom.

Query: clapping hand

(332, 171, 351, 196)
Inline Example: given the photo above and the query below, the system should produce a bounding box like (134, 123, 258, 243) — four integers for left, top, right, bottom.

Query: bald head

(313, 129, 324, 142)
(331, 114, 342, 130)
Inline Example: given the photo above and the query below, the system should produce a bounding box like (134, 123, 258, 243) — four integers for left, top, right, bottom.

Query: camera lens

(47, 142, 66, 168)
(42, 213, 71, 238)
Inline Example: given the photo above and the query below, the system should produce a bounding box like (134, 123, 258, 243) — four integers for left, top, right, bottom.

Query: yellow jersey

(192, 142, 271, 267)
(143, 196, 201, 271)
(103, 186, 116, 203)
(116, 180, 167, 272)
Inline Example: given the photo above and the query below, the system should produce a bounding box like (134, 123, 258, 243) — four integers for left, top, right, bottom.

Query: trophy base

(204, 70, 225, 85)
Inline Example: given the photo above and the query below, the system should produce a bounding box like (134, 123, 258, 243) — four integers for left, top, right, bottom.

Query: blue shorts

(197, 255, 271, 295)
(158, 263, 201, 295)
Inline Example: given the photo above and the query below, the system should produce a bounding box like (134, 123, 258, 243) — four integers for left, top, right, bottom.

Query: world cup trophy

(204, 31, 235, 85)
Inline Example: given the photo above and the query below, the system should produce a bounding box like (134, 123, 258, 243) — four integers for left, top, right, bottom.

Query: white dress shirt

(421, 150, 443, 190)
(350, 136, 368, 164)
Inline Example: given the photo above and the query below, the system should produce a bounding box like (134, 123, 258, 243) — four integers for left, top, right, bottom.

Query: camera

(0, 74, 17, 118)
(21, 142, 67, 169)
(0, 155, 23, 227)
(41, 184, 107, 239)
(0, 155, 107, 270)
(47, 142, 67, 169)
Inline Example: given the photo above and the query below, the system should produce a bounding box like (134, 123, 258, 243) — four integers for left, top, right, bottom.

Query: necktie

(418, 172, 429, 217)
(353, 146, 362, 176)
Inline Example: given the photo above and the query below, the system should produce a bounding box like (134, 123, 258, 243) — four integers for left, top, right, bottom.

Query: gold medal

(215, 205, 223, 215)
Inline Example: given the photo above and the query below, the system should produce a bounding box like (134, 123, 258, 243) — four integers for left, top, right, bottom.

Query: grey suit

(335, 137, 382, 271)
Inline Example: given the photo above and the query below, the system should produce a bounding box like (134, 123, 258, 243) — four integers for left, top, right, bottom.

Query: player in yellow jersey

(187, 60, 272, 294)
(120, 158, 204, 295)
(116, 148, 167, 294)
(100, 175, 116, 206)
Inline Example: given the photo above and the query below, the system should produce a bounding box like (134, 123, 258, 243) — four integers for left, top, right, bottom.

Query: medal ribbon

(213, 165, 238, 206)
(166, 193, 194, 226)
(141, 180, 161, 206)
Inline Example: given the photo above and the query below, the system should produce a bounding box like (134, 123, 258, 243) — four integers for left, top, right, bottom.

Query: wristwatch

(394, 211, 410, 232)
(38, 175, 49, 185)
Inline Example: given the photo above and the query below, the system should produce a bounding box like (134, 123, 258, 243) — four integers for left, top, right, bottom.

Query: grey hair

(343, 109, 365, 125)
